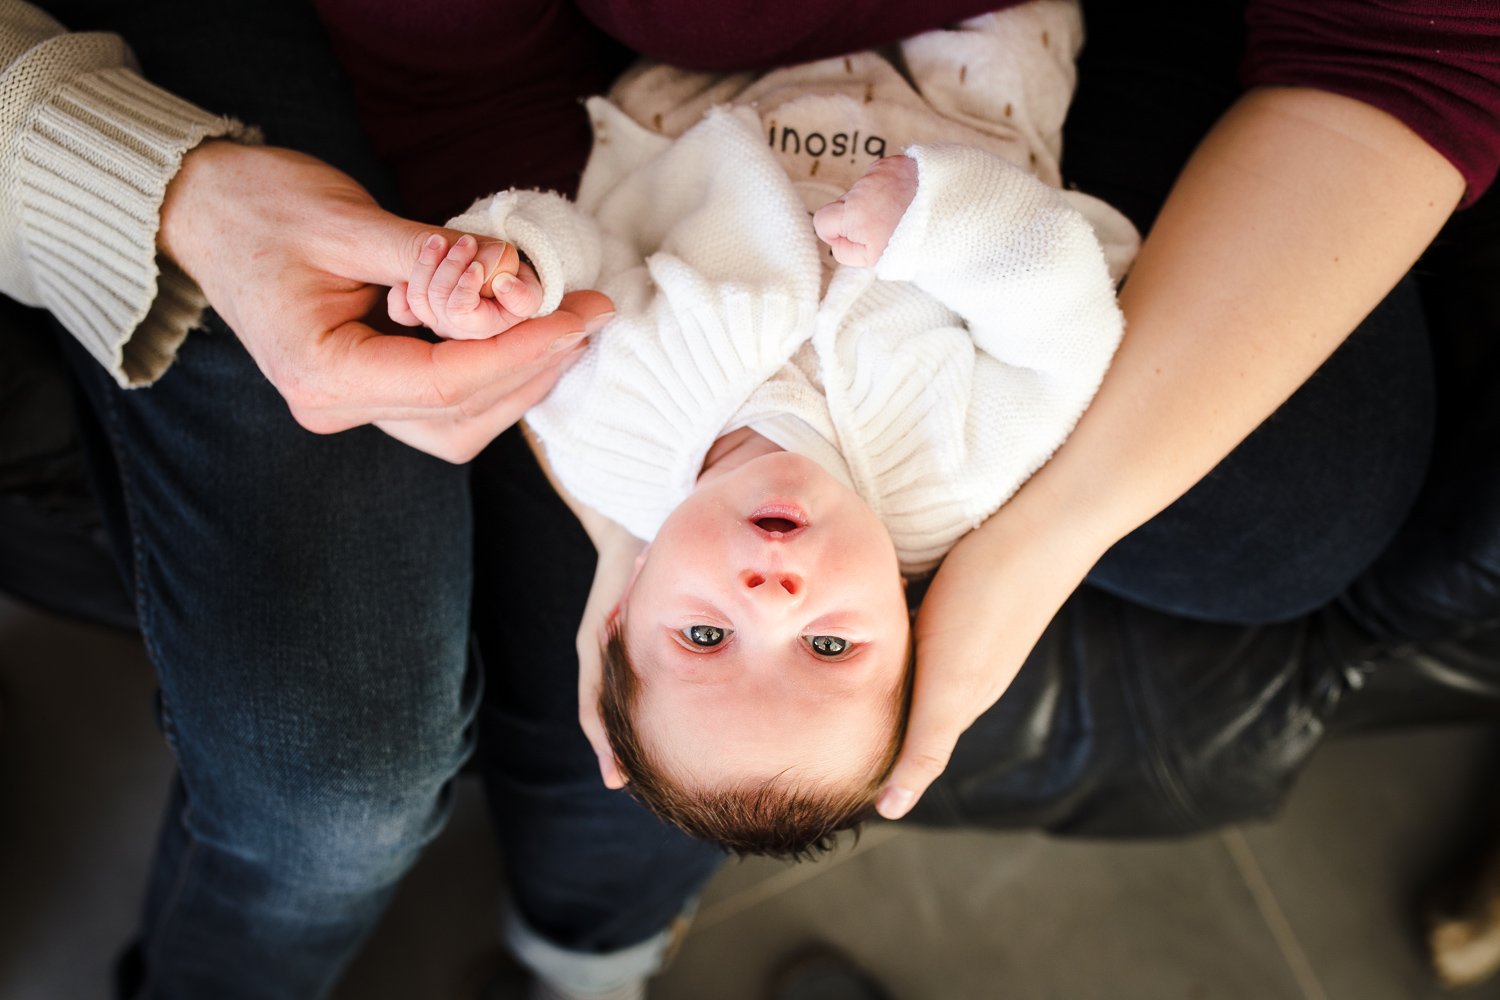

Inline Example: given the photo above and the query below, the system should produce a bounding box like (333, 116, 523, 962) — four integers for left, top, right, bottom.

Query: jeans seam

(94, 375, 205, 995)
(93, 376, 167, 677)
(139, 803, 201, 997)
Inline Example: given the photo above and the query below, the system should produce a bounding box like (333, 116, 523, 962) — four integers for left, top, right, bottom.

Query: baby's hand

(388, 233, 544, 340)
(813, 155, 918, 267)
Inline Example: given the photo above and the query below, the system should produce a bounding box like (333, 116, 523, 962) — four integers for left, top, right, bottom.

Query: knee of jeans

(184, 747, 464, 894)
(1089, 547, 1376, 625)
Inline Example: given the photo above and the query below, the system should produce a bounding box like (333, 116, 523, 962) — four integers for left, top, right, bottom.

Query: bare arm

(878, 85, 1466, 819)
(520, 423, 641, 788)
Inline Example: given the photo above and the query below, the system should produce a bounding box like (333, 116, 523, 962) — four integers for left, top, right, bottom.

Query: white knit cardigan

(450, 2, 1134, 574)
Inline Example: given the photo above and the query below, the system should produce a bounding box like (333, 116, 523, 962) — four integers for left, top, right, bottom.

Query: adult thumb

(875, 734, 957, 820)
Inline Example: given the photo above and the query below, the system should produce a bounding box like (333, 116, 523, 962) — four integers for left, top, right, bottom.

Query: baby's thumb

(386, 282, 420, 327)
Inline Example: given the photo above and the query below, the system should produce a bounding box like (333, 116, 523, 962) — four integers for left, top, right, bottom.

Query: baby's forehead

(633, 668, 895, 775)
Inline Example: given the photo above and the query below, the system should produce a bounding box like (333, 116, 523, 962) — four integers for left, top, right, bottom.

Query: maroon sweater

(312, 0, 1500, 220)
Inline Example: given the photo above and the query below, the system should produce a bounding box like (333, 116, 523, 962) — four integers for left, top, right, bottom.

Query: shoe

(1427, 841, 1500, 990)
(769, 946, 894, 1000)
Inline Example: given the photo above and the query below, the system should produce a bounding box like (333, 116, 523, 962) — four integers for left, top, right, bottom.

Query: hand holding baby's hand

(814, 155, 919, 267)
(388, 233, 544, 339)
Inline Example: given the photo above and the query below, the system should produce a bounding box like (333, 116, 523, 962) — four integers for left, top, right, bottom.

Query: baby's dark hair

(598, 620, 914, 862)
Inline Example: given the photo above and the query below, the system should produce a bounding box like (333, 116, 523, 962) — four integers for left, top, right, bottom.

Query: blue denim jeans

(63, 322, 480, 999)
(44, 0, 722, 996)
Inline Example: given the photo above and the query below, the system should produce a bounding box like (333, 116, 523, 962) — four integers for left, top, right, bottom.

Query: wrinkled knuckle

(429, 378, 467, 411)
(428, 389, 458, 414)
(409, 230, 435, 269)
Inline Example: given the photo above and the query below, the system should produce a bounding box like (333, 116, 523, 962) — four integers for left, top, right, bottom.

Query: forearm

(1, 0, 248, 386)
(981, 86, 1464, 565)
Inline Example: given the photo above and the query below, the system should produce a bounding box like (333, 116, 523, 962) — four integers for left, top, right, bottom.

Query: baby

(391, 0, 1136, 858)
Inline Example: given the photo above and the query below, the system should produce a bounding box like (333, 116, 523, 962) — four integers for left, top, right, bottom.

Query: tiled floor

(2, 592, 1497, 1000)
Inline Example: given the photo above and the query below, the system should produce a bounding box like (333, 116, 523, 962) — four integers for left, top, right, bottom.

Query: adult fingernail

(584, 311, 615, 334)
(492, 274, 520, 297)
(877, 786, 915, 819)
(549, 331, 588, 353)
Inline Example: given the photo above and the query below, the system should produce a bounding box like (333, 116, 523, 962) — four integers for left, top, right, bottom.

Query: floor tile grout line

(694, 825, 903, 931)
(1222, 827, 1332, 1000)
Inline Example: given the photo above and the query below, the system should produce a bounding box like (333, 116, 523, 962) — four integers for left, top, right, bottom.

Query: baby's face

(621, 452, 911, 789)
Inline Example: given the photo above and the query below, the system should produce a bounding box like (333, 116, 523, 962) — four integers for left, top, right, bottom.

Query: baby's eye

(682, 624, 728, 648)
(807, 634, 851, 658)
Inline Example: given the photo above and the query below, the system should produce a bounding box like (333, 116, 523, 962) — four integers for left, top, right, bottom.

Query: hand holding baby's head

(597, 452, 914, 859)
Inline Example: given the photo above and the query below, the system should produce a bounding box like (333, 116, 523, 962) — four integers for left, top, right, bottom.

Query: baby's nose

(741, 570, 803, 598)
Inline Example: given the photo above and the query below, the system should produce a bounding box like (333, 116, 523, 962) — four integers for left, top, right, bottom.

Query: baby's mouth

(749, 503, 809, 537)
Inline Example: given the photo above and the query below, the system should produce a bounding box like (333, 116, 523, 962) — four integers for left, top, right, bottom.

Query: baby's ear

(599, 604, 620, 638)
(621, 545, 651, 601)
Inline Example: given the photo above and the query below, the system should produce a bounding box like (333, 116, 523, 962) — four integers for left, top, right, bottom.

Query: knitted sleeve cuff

(876, 142, 1056, 289)
(447, 188, 603, 318)
(874, 143, 1123, 378)
(15, 56, 252, 386)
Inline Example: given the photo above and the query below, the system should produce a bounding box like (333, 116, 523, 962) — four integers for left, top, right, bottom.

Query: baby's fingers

(491, 261, 543, 321)
(446, 260, 489, 320)
(814, 199, 880, 267)
(404, 232, 450, 329)
(813, 199, 847, 248)
(427, 235, 481, 321)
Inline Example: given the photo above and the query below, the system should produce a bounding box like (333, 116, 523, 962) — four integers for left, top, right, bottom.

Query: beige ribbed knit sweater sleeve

(1, 1, 249, 387)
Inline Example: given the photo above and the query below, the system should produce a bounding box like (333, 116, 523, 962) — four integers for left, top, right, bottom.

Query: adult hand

(876, 88, 1468, 820)
(875, 504, 1100, 819)
(574, 525, 645, 790)
(158, 141, 612, 462)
